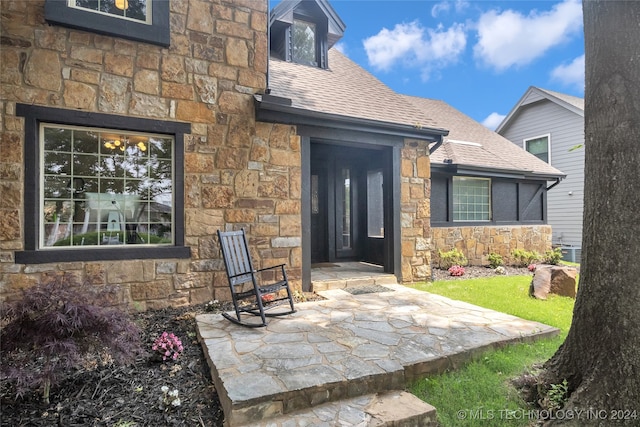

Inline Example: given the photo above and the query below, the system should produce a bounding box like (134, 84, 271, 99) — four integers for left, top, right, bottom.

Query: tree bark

(542, 1, 640, 424)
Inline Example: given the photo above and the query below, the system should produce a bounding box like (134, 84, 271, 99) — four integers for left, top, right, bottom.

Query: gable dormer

(270, 0, 345, 69)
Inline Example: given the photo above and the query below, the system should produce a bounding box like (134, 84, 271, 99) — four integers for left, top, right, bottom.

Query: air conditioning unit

(561, 246, 582, 263)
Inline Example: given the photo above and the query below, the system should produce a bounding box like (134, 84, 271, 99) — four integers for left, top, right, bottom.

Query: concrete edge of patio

(196, 284, 560, 426)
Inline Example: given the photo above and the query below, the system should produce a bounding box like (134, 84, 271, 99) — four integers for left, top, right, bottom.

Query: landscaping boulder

(529, 265, 577, 299)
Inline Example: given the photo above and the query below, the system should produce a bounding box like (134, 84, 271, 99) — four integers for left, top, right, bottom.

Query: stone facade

(400, 140, 432, 282)
(0, 0, 303, 310)
(431, 225, 553, 267)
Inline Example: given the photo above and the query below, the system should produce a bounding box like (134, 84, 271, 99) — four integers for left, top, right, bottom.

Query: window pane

(293, 19, 317, 66)
(453, 177, 491, 221)
(41, 124, 173, 248)
(341, 168, 351, 249)
(526, 136, 549, 163)
(73, 0, 148, 23)
(367, 170, 384, 237)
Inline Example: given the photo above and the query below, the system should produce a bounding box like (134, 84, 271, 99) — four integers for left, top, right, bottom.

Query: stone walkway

(196, 284, 558, 426)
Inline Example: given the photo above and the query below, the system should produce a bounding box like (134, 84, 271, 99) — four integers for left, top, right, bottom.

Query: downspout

(429, 134, 444, 155)
(265, 0, 271, 94)
(546, 177, 562, 191)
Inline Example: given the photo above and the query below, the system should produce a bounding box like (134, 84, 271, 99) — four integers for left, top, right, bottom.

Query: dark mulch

(1, 302, 226, 427)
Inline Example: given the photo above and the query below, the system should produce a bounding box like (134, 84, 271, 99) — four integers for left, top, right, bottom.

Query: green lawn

(409, 275, 575, 427)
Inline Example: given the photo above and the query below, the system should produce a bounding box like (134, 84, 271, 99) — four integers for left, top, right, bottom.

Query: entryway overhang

(255, 94, 448, 292)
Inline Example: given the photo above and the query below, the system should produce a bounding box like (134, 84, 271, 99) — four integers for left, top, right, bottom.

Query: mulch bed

(1, 302, 227, 427)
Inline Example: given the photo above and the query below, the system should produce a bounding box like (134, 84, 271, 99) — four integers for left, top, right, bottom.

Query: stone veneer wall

(431, 225, 553, 267)
(0, 0, 303, 310)
(400, 140, 432, 282)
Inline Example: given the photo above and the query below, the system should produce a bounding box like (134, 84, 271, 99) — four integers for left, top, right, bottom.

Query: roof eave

(255, 94, 449, 142)
(431, 162, 565, 181)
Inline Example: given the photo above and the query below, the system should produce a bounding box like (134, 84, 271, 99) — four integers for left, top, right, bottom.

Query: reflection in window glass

(311, 175, 319, 214)
(367, 170, 384, 237)
(341, 168, 351, 249)
(293, 19, 317, 66)
(41, 124, 173, 248)
(72, 0, 149, 23)
(453, 177, 491, 221)
(525, 136, 550, 163)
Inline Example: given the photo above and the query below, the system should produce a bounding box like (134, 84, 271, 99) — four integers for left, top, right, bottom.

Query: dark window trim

(45, 0, 170, 47)
(431, 173, 547, 227)
(15, 104, 191, 264)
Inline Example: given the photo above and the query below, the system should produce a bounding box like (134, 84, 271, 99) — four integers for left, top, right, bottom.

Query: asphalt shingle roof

(267, 49, 564, 179)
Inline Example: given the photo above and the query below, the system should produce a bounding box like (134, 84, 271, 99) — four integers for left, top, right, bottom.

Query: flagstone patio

(196, 283, 558, 426)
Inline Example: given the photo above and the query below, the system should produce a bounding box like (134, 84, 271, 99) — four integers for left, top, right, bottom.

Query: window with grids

(524, 135, 550, 163)
(453, 177, 491, 221)
(72, 0, 149, 23)
(42, 124, 174, 248)
(292, 19, 317, 66)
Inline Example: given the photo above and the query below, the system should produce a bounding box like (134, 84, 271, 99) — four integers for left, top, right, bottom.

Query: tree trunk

(542, 1, 640, 424)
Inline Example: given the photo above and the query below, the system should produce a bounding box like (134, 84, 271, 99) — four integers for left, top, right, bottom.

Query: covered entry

(310, 142, 393, 270)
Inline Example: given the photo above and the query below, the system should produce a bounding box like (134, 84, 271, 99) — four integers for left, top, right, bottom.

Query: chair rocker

(217, 229, 296, 327)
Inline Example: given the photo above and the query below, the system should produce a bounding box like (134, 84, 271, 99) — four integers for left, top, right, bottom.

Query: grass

(409, 274, 575, 427)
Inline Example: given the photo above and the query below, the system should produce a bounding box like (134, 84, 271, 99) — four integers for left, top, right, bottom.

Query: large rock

(530, 265, 577, 299)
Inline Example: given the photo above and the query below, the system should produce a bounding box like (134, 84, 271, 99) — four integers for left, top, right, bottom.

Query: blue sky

(272, 0, 585, 129)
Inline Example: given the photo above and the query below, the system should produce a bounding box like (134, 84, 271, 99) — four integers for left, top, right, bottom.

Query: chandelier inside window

(104, 137, 147, 152)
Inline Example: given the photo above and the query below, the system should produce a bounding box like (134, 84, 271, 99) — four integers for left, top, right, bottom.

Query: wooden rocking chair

(217, 229, 296, 327)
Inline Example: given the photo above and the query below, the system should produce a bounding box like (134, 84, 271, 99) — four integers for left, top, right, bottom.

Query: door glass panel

(367, 170, 384, 237)
(311, 174, 319, 214)
(341, 168, 351, 249)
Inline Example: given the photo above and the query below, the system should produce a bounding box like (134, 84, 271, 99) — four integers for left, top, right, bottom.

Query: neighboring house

(496, 87, 584, 261)
(403, 96, 565, 266)
(0, 0, 564, 309)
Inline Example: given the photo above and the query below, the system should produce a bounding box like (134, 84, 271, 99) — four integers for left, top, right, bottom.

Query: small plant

(261, 294, 275, 303)
(494, 266, 506, 275)
(293, 289, 307, 302)
(448, 265, 466, 276)
(510, 249, 540, 267)
(152, 332, 184, 362)
(0, 274, 142, 404)
(204, 299, 221, 312)
(159, 385, 181, 410)
(541, 379, 569, 411)
(528, 263, 537, 272)
(438, 248, 468, 269)
(487, 252, 504, 268)
(543, 247, 563, 265)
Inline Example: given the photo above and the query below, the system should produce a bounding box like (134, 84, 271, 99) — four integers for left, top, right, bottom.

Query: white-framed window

(70, 0, 150, 24)
(292, 19, 317, 66)
(524, 134, 551, 163)
(41, 124, 174, 249)
(453, 177, 491, 221)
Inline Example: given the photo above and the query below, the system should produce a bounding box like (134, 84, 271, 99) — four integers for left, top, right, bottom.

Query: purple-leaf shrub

(448, 265, 466, 276)
(0, 274, 142, 404)
(152, 332, 184, 361)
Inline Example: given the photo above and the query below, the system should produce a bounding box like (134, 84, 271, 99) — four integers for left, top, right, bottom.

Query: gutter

(546, 176, 563, 191)
(255, 94, 449, 141)
(431, 162, 566, 182)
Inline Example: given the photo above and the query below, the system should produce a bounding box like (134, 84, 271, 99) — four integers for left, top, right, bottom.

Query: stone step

(312, 274, 398, 292)
(236, 391, 438, 427)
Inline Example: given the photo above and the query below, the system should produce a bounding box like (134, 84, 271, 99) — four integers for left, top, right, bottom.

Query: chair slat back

(217, 229, 254, 286)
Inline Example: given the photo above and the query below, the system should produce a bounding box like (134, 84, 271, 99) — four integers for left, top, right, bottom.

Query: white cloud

(333, 41, 347, 56)
(431, 0, 470, 18)
(473, 0, 582, 71)
(551, 54, 584, 89)
(482, 112, 506, 130)
(363, 21, 466, 79)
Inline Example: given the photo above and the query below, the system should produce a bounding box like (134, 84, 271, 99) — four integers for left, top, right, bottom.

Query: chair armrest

(255, 264, 286, 273)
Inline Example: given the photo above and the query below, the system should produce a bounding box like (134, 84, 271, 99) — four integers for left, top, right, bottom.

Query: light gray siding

(499, 100, 584, 247)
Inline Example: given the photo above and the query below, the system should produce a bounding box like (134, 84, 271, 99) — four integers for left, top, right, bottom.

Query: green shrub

(438, 248, 468, 269)
(487, 252, 504, 268)
(543, 247, 563, 265)
(0, 274, 142, 404)
(510, 249, 540, 267)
